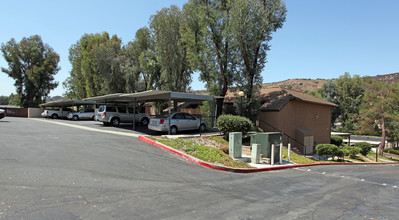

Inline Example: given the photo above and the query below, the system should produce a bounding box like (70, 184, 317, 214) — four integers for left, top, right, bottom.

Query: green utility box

(229, 132, 242, 158)
(250, 132, 282, 163)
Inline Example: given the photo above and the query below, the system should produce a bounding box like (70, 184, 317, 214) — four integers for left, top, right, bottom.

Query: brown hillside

(262, 78, 327, 92)
(372, 72, 399, 84)
(195, 72, 399, 94)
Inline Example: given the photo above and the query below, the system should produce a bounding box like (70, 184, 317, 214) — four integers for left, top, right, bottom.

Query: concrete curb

(138, 136, 399, 173)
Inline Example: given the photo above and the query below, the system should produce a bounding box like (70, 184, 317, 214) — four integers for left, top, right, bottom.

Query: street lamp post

(238, 91, 244, 116)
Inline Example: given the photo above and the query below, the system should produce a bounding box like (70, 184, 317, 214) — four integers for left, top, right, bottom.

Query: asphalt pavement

(1, 117, 398, 219)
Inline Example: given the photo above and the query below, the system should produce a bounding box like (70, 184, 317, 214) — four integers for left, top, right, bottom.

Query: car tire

(103, 122, 110, 126)
(170, 126, 178, 135)
(91, 116, 95, 120)
(199, 123, 206, 132)
(141, 118, 149, 126)
(111, 117, 120, 127)
(51, 114, 58, 119)
(72, 115, 79, 121)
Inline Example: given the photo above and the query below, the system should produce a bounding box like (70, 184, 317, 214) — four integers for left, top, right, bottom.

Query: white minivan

(96, 105, 150, 127)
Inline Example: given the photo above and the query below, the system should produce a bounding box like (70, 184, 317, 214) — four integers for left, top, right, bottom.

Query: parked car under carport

(0, 109, 5, 119)
(148, 112, 206, 135)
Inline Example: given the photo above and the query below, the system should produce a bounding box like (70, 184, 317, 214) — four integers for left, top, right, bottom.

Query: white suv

(96, 105, 150, 127)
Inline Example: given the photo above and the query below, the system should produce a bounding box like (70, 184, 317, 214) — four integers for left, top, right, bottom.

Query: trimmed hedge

(344, 146, 361, 159)
(316, 144, 340, 158)
(355, 142, 372, 156)
(384, 148, 399, 155)
(316, 144, 354, 160)
(217, 115, 253, 138)
(331, 135, 343, 146)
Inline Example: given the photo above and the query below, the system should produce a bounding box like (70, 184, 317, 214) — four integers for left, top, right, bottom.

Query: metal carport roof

(83, 90, 221, 134)
(40, 99, 97, 108)
(83, 90, 219, 103)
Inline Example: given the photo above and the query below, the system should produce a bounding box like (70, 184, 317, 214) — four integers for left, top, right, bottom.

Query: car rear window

(172, 113, 184, 119)
(184, 114, 195, 120)
(98, 106, 105, 112)
(106, 107, 117, 112)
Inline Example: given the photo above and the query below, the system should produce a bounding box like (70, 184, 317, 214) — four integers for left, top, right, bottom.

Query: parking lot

(35, 116, 218, 138)
(1, 117, 399, 219)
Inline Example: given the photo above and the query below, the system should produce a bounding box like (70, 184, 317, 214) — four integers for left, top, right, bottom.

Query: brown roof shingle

(223, 87, 337, 110)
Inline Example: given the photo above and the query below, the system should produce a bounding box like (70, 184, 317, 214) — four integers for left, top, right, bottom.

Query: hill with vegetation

(261, 72, 399, 92)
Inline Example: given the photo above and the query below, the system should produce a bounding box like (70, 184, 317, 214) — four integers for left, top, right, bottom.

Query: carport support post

(168, 96, 171, 135)
(288, 143, 291, 162)
(271, 144, 275, 166)
(211, 100, 215, 128)
(280, 143, 283, 164)
(61, 103, 64, 118)
(133, 98, 136, 131)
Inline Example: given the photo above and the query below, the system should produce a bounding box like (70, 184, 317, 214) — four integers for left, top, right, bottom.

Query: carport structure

(84, 90, 220, 135)
(40, 99, 97, 118)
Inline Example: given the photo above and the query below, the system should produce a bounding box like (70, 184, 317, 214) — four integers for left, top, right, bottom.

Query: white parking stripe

(30, 118, 141, 137)
(294, 167, 398, 189)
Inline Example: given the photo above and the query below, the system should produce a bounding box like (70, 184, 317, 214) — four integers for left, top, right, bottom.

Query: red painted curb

(384, 152, 399, 157)
(138, 136, 398, 173)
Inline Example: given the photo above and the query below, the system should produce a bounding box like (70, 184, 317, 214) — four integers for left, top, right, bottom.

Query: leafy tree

(91, 35, 125, 95)
(182, 0, 286, 118)
(150, 5, 192, 92)
(0, 96, 9, 105)
(230, 0, 286, 118)
(335, 72, 365, 132)
(63, 32, 124, 98)
(8, 93, 21, 106)
(358, 79, 399, 155)
(305, 80, 340, 125)
(122, 27, 161, 92)
(182, 0, 239, 116)
(386, 119, 399, 145)
(320, 80, 340, 125)
(1, 35, 60, 107)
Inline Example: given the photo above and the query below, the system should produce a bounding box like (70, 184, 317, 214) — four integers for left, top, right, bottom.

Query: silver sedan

(148, 112, 206, 135)
(67, 109, 95, 121)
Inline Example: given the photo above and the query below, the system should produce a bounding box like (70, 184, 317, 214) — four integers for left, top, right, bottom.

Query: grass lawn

(149, 136, 252, 168)
(146, 136, 397, 169)
(366, 151, 396, 162)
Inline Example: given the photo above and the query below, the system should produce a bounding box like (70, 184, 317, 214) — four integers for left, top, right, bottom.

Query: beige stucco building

(224, 88, 338, 154)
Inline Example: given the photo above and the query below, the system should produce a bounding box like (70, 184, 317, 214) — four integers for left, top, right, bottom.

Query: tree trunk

(378, 116, 386, 155)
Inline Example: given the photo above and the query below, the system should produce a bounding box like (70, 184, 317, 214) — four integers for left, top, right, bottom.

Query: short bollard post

(271, 144, 275, 166)
(251, 144, 261, 164)
(279, 143, 283, 165)
(288, 143, 291, 163)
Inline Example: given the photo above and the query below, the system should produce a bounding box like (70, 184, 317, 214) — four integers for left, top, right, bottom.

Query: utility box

(250, 132, 282, 163)
(251, 144, 261, 164)
(229, 132, 242, 158)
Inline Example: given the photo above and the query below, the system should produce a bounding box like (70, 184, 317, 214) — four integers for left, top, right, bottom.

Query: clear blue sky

(1, 0, 398, 97)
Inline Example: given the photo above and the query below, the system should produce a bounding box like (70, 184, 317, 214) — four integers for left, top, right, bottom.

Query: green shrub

(355, 142, 372, 156)
(339, 148, 350, 158)
(316, 144, 351, 160)
(344, 146, 361, 159)
(251, 125, 263, 133)
(384, 148, 399, 155)
(217, 115, 253, 138)
(316, 144, 339, 157)
(331, 135, 343, 146)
